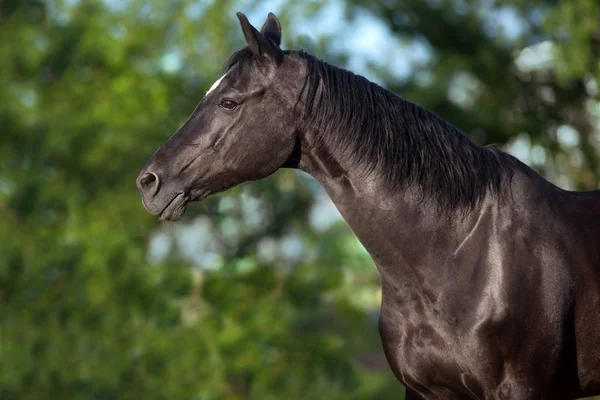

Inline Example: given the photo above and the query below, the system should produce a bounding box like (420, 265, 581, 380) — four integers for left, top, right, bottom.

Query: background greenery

(1, 0, 598, 399)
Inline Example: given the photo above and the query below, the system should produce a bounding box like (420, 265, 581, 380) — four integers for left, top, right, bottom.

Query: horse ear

(236, 12, 283, 64)
(260, 12, 281, 47)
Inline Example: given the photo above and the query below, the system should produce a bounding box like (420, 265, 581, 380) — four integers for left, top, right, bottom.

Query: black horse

(137, 12, 600, 400)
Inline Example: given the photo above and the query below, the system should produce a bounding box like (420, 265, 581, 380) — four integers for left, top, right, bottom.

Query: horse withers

(137, 12, 600, 400)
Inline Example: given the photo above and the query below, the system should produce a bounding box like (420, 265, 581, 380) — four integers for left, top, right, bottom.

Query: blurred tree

(1, 0, 598, 399)
(0, 0, 396, 399)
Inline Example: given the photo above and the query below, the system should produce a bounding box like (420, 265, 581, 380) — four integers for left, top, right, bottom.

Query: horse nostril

(138, 172, 160, 195)
(140, 173, 156, 186)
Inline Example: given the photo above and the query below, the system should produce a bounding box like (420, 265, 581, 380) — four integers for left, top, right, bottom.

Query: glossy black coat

(137, 12, 600, 399)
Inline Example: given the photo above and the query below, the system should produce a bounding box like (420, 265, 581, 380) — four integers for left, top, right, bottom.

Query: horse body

(301, 110, 600, 399)
(137, 12, 600, 399)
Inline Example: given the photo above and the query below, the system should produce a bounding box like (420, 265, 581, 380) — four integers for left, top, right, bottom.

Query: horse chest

(378, 287, 501, 398)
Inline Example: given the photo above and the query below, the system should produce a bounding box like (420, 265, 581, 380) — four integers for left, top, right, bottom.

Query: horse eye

(220, 99, 238, 110)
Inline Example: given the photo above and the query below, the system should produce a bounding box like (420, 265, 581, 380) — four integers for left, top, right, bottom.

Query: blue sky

(242, 0, 526, 83)
(244, 0, 428, 82)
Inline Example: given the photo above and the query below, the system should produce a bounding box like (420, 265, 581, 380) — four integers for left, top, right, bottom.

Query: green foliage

(1, 0, 598, 399)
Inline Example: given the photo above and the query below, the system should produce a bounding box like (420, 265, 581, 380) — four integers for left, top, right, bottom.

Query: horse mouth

(158, 189, 212, 221)
(159, 192, 189, 221)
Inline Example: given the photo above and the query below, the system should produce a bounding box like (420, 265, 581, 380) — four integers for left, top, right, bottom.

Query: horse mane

(224, 47, 515, 214)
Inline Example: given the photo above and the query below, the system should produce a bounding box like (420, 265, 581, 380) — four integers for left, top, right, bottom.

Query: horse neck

(296, 126, 488, 289)
(288, 54, 501, 287)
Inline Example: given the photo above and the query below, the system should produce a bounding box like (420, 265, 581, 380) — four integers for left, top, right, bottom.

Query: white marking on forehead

(205, 72, 228, 96)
